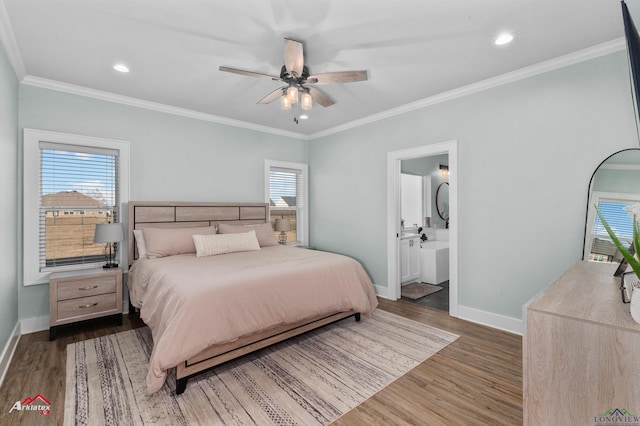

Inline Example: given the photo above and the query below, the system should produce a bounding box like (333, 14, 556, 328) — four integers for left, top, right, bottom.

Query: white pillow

(193, 230, 261, 257)
(133, 229, 148, 259)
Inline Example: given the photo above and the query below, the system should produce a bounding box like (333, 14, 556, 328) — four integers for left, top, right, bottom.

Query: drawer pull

(79, 303, 99, 308)
(79, 285, 99, 290)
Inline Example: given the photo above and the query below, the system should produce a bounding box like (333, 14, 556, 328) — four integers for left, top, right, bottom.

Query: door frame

(386, 140, 458, 317)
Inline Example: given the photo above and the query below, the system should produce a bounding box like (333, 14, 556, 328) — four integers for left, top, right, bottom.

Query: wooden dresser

(49, 268, 123, 340)
(524, 261, 640, 425)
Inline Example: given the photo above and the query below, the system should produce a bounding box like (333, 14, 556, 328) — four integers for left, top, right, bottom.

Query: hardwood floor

(334, 299, 523, 425)
(0, 298, 522, 425)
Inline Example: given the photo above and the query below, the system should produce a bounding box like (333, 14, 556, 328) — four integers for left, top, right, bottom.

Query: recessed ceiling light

(299, 114, 309, 120)
(494, 33, 514, 46)
(113, 64, 130, 73)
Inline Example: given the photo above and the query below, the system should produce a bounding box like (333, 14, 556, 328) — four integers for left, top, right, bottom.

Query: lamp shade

(280, 95, 291, 110)
(286, 86, 298, 104)
(301, 92, 312, 110)
(93, 223, 124, 243)
(274, 218, 291, 232)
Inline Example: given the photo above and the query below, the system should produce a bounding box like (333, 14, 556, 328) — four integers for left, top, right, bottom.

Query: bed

(127, 201, 378, 394)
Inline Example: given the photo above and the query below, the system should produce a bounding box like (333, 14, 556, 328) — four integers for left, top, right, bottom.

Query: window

(24, 129, 129, 285)
(585, 192, 640, 263)
(40, 143, 119, 268)
(265, 160, 308, 246)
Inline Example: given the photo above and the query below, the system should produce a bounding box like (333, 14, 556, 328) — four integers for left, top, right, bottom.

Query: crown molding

(20, 76, 309, 140)
(13, 35, 625, 142)
(0, 0, 26, 79)
(309, 38, 626, 140)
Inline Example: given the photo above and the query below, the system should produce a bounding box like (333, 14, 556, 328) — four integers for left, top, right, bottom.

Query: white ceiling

(0, 0, 628, 138)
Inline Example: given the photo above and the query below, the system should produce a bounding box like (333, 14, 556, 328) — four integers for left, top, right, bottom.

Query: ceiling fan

(219, 38, 368, 112)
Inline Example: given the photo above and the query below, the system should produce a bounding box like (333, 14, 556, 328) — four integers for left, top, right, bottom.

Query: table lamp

(274, 218, 291, 245)
(93, 223, 124, 268)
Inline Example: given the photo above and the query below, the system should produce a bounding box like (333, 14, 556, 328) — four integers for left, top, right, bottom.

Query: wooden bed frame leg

(176, 377, 188, 395)
(355, 313, 361, 322)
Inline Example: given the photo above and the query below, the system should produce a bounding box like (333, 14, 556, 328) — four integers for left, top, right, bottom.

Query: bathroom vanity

(400, 234, 420, 283)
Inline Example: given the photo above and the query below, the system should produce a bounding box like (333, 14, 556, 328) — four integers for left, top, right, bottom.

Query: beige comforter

(127, 245, 378, 393)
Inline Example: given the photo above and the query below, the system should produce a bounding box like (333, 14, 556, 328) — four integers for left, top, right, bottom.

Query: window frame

(264, 159, 308, 246)
(584, 191, 640, 261)
(23, 129, 130, 286)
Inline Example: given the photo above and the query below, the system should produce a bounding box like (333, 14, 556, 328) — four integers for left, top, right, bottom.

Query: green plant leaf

(595, 206, 640, 278)
(634, 216, 640, 260)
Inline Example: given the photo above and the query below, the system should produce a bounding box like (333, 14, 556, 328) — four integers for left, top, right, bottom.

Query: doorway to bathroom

(387, 141, 458, 317)
(400, 155, 449, 311)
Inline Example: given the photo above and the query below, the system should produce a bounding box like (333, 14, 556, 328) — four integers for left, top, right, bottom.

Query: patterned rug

(401, 282, 443, 300)
(64, 310, 458, 425)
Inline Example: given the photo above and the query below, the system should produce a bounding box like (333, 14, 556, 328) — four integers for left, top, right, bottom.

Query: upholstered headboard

(128, 201, 269, 265)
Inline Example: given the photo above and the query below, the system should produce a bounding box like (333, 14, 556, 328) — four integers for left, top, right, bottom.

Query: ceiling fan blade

(284, 38, 304, 77)
(307, 70, 368, 84)
(307, 86, 335, 107)
(219, 66, 281, 81)
(257, 87, 285, 105)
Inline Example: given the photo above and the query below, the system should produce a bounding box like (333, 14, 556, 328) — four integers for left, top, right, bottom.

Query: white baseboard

(457, 304, 524, 335)
(20, 315, 50, 334)
(372, 284, 523, 335)
(0, 322, 21, 388)
(373, 283, 390, 299)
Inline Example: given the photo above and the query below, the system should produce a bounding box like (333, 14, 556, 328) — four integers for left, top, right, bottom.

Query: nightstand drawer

(49, 268, 123, 339)
(57, 275, 117, 300)
(57, 293, 118, 321)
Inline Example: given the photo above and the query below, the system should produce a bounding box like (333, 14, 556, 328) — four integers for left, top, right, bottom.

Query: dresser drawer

(56, 275, 117, 300)
(57, 293, 118, 321)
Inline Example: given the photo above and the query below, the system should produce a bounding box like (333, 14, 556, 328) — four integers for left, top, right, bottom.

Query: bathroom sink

(421, 241, 449, 249)
(401, 232, 419, 239)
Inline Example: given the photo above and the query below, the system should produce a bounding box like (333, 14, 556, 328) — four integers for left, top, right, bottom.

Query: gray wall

(7, 46, 640, 333)
(0, 45, 19, 348)
(309, 50, 640, 320)
(17, 85, 309, 320)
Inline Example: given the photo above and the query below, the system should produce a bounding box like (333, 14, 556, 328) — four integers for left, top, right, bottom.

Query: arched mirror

(583, 148, 640, 263)
(436, 181, 449, 228)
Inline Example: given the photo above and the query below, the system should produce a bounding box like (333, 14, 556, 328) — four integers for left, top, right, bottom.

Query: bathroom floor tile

(401, 280, 449, 311)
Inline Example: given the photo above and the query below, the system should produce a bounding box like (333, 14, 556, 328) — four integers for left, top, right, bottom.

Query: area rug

(64, 309, 458, 425)
(401, 282, 443, 300)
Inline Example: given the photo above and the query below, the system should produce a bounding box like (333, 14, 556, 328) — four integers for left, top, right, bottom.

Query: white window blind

(593, 200, 635, 241)
(265, 160, 308, 246)
(39, 142, 120, 271)
(588, 198, 635, 262)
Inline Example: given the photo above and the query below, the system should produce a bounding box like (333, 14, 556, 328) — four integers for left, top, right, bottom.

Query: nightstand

(49, 268, 123, 340)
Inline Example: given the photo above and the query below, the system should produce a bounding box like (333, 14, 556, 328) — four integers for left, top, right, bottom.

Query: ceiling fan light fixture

(219, 38, 367, 113)
(280, 95, 291, 110)
(301, 92, 312, 110)
(286, 86, 298, 104)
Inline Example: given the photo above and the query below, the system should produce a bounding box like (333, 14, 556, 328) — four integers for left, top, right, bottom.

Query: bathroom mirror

(436, 181, 449, 225)
(583, 148, 640, 262)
